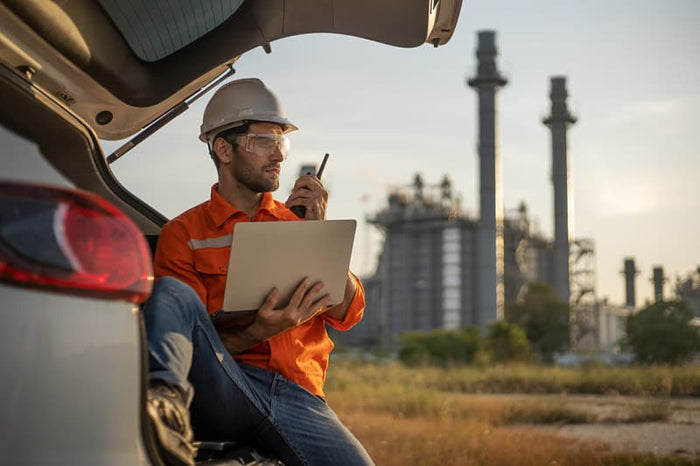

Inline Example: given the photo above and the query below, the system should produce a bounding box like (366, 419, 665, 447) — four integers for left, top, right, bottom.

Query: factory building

(676, 267, 700, 319)
(342, 174, 596, 350)
(333, 30, 693, 352)
(336, 30, 598, 350)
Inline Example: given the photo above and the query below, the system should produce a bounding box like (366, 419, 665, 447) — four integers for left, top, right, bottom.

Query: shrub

(626, 300, 700, 364)
(505, 282, 570, 361)
(398, 326, 481, 367)
(484, 320, 532, 363)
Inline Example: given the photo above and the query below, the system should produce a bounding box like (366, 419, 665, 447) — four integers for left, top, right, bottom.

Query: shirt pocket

(193, 248, 228, 312)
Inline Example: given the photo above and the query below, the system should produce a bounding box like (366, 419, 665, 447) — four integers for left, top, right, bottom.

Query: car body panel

(0, 284, 149, 465)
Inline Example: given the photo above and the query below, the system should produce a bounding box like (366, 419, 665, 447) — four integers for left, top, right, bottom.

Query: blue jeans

(143, 277, 373, 466)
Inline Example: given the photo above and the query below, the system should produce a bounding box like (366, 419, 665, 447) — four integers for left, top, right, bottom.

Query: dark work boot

(147, 382, 197, 466)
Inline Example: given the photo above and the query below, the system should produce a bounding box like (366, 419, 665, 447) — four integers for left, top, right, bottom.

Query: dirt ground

(516, 394, 700, 459)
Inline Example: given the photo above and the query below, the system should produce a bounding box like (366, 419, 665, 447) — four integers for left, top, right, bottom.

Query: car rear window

(97, 0, 245, 62)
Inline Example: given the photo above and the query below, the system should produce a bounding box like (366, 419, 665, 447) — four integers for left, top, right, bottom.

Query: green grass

(326, 359, 700, 397)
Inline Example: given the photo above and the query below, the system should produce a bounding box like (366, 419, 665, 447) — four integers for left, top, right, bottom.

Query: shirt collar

(207, 184, 279, 227)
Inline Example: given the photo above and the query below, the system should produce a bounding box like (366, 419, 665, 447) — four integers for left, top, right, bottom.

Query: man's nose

(270, 146, 284, 162)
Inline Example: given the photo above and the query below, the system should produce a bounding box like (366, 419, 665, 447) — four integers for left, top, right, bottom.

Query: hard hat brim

(199, 118, 298, 143)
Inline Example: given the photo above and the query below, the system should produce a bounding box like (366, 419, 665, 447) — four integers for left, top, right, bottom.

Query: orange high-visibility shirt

(153, 184, 365, 396)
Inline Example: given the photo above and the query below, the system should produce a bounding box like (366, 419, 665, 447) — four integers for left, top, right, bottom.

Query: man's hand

(218, 278, 331, 354)
(255, 278, 331, 335)
(285, 175, 328, 220)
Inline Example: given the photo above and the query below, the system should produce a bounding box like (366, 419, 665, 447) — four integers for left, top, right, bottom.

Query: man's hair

(209, 122, 250, 172)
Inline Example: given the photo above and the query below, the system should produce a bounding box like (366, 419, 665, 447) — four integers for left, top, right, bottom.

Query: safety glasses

(235, 133, 291, 159)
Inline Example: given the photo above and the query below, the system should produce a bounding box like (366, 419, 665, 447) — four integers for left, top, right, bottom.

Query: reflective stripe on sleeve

(187, 234, 232, 250)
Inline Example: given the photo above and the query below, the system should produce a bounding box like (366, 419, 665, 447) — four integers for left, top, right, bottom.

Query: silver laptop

(221, 219, 357, 313)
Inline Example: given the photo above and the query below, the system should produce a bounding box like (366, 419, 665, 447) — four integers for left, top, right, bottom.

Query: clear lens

(244, 133, 290, 159)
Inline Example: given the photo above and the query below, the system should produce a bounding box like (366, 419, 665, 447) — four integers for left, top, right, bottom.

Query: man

(143, 78, 373, 466)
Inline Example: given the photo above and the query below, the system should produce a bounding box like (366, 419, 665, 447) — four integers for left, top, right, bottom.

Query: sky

(108, 0, 700, 307)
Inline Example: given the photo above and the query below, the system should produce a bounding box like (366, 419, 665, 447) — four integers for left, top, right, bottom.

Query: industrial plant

(334, 31, 698, 352)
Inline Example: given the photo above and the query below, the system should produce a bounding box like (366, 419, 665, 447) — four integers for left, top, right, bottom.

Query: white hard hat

(199, 78, 298, 143)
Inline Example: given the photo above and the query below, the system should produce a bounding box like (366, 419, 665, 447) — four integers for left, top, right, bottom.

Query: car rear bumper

(0, 283, 151, 465)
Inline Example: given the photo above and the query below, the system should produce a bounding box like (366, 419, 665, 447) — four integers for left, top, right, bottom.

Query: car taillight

(0, 182, 153, 303)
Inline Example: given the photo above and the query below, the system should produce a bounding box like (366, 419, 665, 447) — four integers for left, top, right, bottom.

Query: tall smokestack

(543, 76, 576, 305)
(652, 266, 665, 302)
(622, 258, 638, 308)
(467, 31, 508, 324)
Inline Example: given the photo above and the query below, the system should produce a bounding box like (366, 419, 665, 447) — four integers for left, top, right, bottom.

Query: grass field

(324, 360, 700, 466)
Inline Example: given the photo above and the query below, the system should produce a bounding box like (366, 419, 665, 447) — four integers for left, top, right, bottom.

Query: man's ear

(212, 137, 233, 165)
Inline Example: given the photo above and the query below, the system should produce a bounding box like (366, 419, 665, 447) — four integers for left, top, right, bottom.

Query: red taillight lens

(0, 182, 153, 303)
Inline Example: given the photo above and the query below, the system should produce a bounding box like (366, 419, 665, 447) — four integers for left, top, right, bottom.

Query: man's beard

(231, 151, 279, 193)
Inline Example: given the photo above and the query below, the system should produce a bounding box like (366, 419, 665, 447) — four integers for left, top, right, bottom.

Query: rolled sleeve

(322, 278, 365, 331)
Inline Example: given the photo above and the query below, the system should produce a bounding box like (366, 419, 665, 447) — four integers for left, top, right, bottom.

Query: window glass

(98, 0, 245, 61)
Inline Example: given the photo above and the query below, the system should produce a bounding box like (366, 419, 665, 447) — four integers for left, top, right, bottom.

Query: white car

(0, 1, 461, 464)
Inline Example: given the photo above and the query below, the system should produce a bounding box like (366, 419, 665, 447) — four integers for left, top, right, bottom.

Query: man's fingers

(286, 277, 311, 310)
(288, 177, 327, 203)
(287, 186, 325, 203)
(285, 192, 312, 211)
(286, 176, 327, 217)
(286, 191, 310, 205)
(299, 281, 325, 311)
(260, 287, 280, 312)
(313, 294, 333, 313)
(292, 175, 322, 191)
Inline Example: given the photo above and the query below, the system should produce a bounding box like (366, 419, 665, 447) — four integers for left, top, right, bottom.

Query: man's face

(228, 122, 286, 193)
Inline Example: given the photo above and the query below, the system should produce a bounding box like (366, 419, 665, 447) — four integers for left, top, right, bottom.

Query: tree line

(398, 282, 700, 366)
